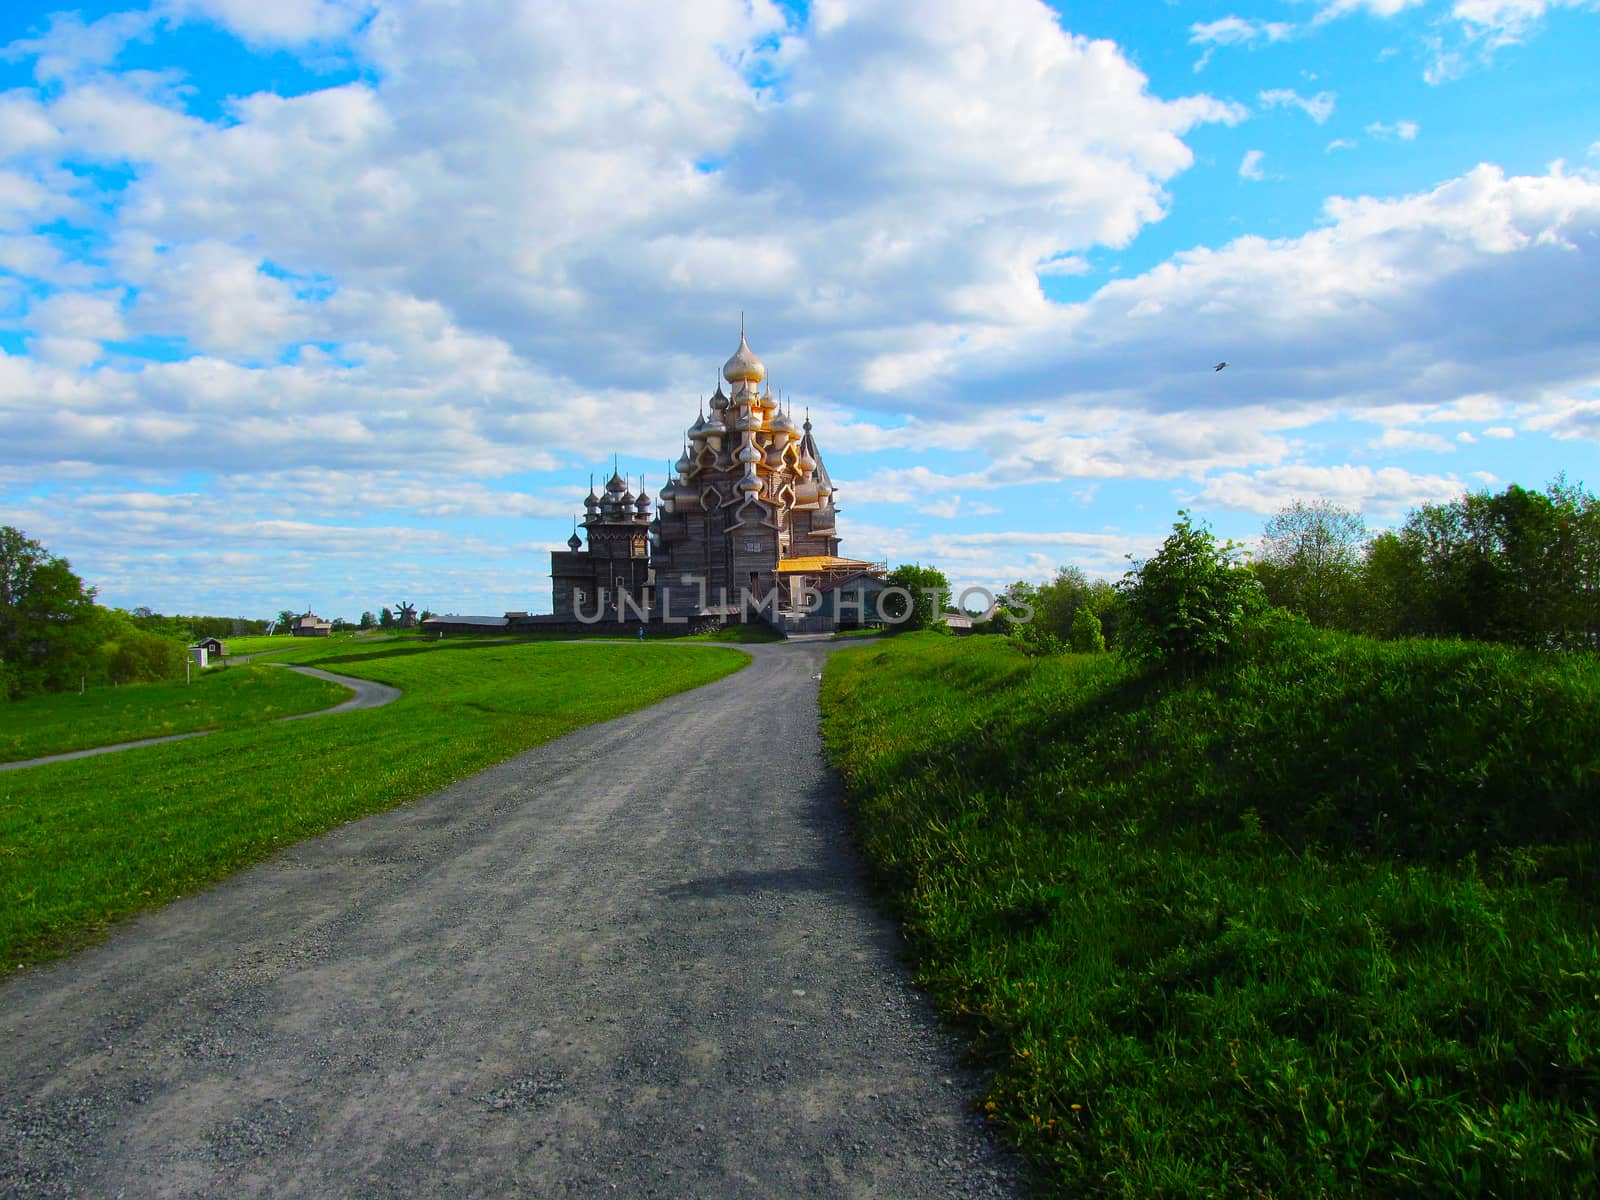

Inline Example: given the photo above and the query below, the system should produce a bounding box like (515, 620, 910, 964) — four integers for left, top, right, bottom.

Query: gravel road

(0, 639, 1021, 1199)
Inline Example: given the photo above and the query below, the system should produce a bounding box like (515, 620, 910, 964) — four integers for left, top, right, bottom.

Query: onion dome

(567, 530, 582, 551)
(738, 470, 762, 494)
(737, 442, 761, 465)
(674, 446, 692, 477)
(689, 410, 718, 440)
(798, 446, 816, 474)
(770, 406, 796, 437)
(710, 379, 728, 411)
(635, 488, 651, 513)
(734, 406, 760, 433)
(722, 332, 766, 385)
(605, 470, 627, 495)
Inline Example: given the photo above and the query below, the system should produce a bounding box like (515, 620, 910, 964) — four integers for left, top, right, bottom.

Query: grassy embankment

(1, 638, 746, 967)
(1, 666, 351, 763)
(822, 627, 1600, 1197)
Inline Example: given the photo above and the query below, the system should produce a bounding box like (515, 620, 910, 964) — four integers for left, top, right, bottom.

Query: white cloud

(908, 162, 1600, 428)
(1194, 465, 1467, 516)
(1189, 16, 1295, 68)
(0, 10, 155, 84)
(1370, 427, 1455, 453)
(1317, 0, 1428, 19)
(1483, 425, 1516, 437)
(1326, 137, 1359, 152)
(1190, 16, 1296, 44)
(1366, 119, 1420, 140)
(1239, 149, 1267, 180)
(1259, 88, 1338, 124)
(162, 0, 373, 47)
(1450, 0, 1599, 49)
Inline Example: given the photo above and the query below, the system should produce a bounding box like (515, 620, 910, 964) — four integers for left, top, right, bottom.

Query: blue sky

(0, 0, 1596, 620)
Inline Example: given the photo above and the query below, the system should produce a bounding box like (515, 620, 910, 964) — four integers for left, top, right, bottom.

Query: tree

(880, 563, 949, 631)
(1361, 478, 1600, 648)
(359, 611, 376, 630)
(1118, 511, 1265, 667)
(380, 606, 395, 629)
(1, 526, 103, 699)
(1068, 607, 1106, 653)
(1255, 500, 1366, 628)
(276, 609, 297, 632)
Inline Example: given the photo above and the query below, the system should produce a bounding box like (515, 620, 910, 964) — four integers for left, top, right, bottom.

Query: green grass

(0, 666, 351, 763)
(0, 639, 746, 967)
(821, 627, 1600, 1197)
(829, 626, 884, 639)
(676, 623, 786, 643)
(223, 630, 413, 657)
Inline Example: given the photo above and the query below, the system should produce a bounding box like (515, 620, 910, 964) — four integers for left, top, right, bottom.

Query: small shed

(187, 637, 224, 668)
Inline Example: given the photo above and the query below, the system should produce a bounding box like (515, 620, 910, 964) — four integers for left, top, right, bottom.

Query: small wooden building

(190, 636, 225, 659)
(292, 614, 333, 637)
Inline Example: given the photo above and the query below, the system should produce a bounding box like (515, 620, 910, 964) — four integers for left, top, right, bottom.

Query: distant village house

(293, 614, 333, 637)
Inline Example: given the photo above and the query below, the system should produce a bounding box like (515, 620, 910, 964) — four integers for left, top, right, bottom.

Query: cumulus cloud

(1239, 149, 1267, 180)
(0, 0, 1592, 615)
(891, 163, 1600, 428)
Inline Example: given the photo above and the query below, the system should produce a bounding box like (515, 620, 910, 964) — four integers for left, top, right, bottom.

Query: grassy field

(221, 630, 416, 657)
(1, 666, 351, 763)
(822, 627, 1600, 1197)
(0, 639, 746, 967)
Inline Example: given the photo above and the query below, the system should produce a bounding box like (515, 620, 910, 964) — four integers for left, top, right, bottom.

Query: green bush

(1119, 510, 1265, 667)
(1068, 607, 1105, 653)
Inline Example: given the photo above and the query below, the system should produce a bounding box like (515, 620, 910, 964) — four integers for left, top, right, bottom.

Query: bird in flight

(1214, 361, 1228, 371)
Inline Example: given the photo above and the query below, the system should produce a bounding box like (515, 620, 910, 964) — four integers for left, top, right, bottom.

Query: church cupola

(722, 330, 765, 388)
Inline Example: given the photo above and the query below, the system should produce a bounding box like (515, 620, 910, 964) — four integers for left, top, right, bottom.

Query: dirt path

(0, 666, 400, 774)
(0, 641, 1019, 1199)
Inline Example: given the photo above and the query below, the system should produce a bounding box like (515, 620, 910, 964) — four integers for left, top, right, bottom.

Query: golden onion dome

(722, 332, 766, 385)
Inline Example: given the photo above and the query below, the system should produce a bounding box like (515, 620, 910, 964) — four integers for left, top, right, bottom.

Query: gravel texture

(0, 638, 1021, 1199)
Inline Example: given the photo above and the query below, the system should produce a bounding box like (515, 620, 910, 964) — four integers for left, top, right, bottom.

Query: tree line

(2, 527, 182, 699)
(974, 477, 1598, 657)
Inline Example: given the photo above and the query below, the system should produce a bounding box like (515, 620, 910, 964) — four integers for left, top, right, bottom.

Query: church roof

(775, 555, 883, 575)
(799, 420, 833, 493)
